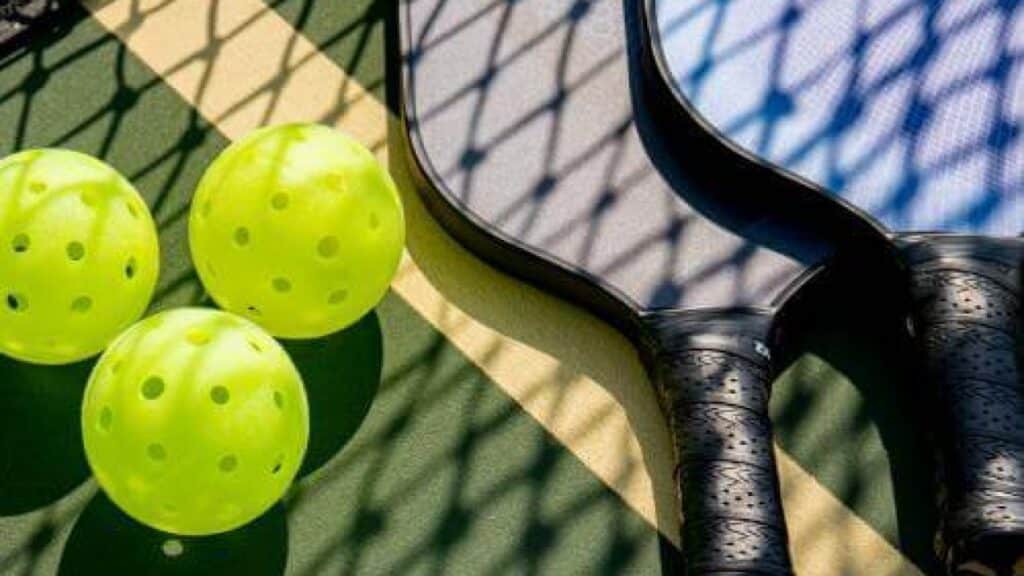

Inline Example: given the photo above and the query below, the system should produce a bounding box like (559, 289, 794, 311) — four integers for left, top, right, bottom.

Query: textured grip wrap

(642, 310, 792, 575)
(900, 235, 1024, 574)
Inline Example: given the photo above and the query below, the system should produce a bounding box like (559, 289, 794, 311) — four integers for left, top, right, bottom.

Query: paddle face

(651, 0, 1024, 236)
(402, 0, 835, 317)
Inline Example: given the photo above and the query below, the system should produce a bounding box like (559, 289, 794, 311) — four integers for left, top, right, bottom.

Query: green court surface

(0, 1, 938, 574)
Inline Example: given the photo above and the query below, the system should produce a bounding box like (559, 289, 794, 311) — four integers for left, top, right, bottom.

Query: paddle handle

(643, 311, 793, 575)
(901, 236, 1024, 574)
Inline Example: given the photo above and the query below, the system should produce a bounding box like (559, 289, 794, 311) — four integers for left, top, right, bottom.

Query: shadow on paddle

(377, 0, 942, 574)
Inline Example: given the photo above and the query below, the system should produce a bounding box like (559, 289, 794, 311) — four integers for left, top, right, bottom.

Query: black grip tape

(901, 236, 1024, 574)
(643, 311, 792, 575)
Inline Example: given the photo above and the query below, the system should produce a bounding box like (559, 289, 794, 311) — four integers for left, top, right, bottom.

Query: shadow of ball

(57, 493, 287, 576)
(285, 309, 383, 477)
(0, 355, 92, 515)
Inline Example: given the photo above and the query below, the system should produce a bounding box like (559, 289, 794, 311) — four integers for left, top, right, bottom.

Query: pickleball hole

(210, 385, 230, 405)
(272, 277, 292, 293)
(273, 390, 284, 410)
(248, 339, 263, 353)
(271, 193, 290, 210)
(233, 227, 250, 246)
(79, 191, 96, 207)
(66, 241, 85, 261)
(142, 376, 165, 400)
(201, 201, 212, 218)
(186, 328, 210, 345)
(271, 457, 283, 474)
(246, 305, 262, 317)
(6, 293, 26, 312)
(317, 236, 339, 257)
(125, 257, 137, 279)
(11, 234, 30, 253)
(219, 455, 237, 472)
(326, 173, 345, 192)
(369, 213, 380, 229)
(162, 539, 184, 558)
(71, 296, 92, 313)
(125, 200, 139, 219)
(328, 289, 347, 304)
(205, 261, 216, 278)
(147, 443, 166, 461)
(99, 407, 113, 431)
(28, 181, 46, 194)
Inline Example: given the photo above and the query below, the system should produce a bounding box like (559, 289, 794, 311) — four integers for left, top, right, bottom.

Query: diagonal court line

(82, 1, 922, 573)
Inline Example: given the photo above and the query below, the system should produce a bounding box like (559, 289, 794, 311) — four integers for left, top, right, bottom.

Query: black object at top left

(1, 0, 66, 56)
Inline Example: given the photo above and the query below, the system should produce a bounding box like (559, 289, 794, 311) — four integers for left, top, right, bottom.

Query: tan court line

(84, 1, 921, 573)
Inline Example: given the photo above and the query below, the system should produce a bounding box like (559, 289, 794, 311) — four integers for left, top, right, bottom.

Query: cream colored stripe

(84, 1, 920, 573)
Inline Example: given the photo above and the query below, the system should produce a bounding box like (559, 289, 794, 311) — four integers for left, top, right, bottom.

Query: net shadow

(0, 3, 386, 573)
(656, 0, 1023, 235)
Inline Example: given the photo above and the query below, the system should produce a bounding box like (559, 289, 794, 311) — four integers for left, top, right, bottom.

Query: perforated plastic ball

(0, 149, 159, 364)
(189, 123, 405, 339)
(81, 308, 309, 536)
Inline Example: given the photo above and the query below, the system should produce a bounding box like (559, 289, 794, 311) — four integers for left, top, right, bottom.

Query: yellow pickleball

(81, 308, 309, 536)
(189, 123, 405, 339)
(0, 149, 159, 364)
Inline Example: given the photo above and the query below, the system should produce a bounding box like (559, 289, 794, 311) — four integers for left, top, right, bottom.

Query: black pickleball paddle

(397, 1, 870, 573)
(642, 1, 1024, 573)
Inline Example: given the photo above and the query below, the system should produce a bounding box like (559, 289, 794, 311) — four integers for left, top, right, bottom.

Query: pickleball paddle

(0, 0, 64, 54)
(642, 1, 1024, 572)
(398, 1, 867, 573)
